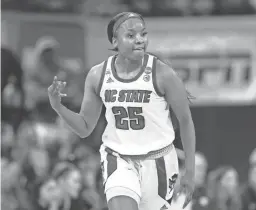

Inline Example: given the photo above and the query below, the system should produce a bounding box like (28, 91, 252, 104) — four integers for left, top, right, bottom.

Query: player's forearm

(55, 104, 89, 138)
(179, 117, 196, 174)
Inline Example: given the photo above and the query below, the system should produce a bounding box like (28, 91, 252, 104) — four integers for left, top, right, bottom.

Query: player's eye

(127, 34, 134, 39)
(142, 32, 148, 37)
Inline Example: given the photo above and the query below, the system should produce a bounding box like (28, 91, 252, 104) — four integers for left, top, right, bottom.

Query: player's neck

(115, 54, 144, 73)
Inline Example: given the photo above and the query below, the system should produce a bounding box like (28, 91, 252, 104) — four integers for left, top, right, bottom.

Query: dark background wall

(191, 105, 256, 182)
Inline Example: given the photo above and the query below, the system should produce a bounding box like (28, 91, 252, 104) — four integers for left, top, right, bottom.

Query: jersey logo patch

(169, 174, 178, 193)
(106, 77, 114, 83)
(143, 74, 150, 82)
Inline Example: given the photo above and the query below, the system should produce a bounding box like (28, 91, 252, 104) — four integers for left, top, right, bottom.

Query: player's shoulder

(153, 56, 177, 80)
(86, 59, 108, 94)
(86, 60, 107, 87)
(87, 61, 106, 80)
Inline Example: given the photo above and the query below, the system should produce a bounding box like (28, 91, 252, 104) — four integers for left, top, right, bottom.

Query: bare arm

(54, 64, 103, 138)
(157, 61, 196, 174)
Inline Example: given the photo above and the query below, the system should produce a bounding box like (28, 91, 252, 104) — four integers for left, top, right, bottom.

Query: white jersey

(99, 53, 175, 155)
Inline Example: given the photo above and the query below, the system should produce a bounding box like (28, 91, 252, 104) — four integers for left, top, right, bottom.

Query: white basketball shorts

(100, 144, 179, 210)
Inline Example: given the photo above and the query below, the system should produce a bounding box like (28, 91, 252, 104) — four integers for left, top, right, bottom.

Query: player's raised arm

(48, 64, 103, 138)
(156, 60, 196, 208)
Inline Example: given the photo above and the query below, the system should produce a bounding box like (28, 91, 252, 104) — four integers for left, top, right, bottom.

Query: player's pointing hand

(48, 76, 67, 111)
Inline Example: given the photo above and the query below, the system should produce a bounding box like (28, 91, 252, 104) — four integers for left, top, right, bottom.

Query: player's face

(195, 157, 207, 186)
(41, 48, 57, 65)
(65, 169, 82, 198)
(249, 166, 256, 189)
(39, 179, 61, 204)
(114, 18, 148, 61)
(220, 169, 238, 194)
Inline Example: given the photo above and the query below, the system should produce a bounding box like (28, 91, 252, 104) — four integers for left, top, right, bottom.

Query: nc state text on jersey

(104, 89, 152, 103)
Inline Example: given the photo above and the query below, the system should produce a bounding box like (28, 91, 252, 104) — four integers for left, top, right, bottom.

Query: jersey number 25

(112, 106, 145, 130)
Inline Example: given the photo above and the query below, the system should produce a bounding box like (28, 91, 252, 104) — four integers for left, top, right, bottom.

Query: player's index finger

(53, 76, 58, 84)
(52, 76, 58, 88)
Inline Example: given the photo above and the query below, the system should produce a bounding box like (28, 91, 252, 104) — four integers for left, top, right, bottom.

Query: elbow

(79, 128, 93, 138)
(78, 128, 92, 138)
(78, 131, 88, 138)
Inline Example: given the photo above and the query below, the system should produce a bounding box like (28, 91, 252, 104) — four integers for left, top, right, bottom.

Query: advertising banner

(146, 18, 256, 106)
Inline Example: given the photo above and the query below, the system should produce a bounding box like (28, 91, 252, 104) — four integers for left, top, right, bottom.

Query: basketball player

(48, 12, 195, 210)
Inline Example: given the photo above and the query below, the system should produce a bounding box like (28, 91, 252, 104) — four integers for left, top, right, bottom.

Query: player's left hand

(178, 171, 195, 209)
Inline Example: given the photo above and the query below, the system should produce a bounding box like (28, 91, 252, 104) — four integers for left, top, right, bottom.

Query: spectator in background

(240, 148, 256, 210)
(241, 166, 256, 210)
(191, 152, 210, 210)
(67, 145, 103, 209)
(23, 36, 82, 122)
(66, 144, 98, 187)
(20, 142, 50, 209)
(95, 167, 108, 210)
(49, 162, 92, 210)
(173, 152, 209, 210)
(207, 166, 241, 210)
(1, 123, 15, 161)
(1, 46, 26, 132)
(1, 122, 33, 210)
(250, 148, 256, 166)
(37, 178, 62, 210)
(1, 156, 21, 210)
(23, 36, 62, 121)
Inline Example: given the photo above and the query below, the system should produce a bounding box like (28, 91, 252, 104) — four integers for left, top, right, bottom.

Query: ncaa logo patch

(145, 67, 152, 74)
(143, 74, 150, 82)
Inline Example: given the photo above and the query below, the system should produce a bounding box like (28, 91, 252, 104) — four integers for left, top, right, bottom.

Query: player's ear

(112, 36, 118, 50)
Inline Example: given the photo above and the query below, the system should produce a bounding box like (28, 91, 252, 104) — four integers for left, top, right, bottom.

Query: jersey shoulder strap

(96, 56, 114, 95)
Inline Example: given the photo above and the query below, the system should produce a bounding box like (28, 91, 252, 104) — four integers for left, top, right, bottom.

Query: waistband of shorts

(104, 144, 174, 160)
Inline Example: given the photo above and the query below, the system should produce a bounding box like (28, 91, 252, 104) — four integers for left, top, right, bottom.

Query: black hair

(107, 12, 144, 51)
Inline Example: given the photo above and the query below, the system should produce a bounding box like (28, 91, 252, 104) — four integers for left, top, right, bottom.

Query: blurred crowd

(1, 36, 107, 210)
(2, 0, 256, 16)
(2, 34, 256, 210)
(172, 150, 256, 210)
(1, 0, 256, 206)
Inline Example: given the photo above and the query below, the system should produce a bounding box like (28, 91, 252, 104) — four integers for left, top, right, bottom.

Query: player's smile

(133, 46, 145, 51)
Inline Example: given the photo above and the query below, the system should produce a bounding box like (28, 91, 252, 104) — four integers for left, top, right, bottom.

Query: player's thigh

(140, 149, 179, 210)
(100, 148, 141, 206)
(108, 196, 139, 210)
